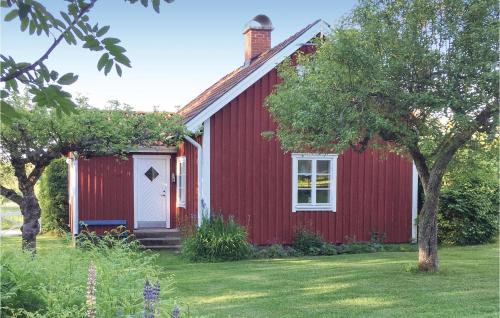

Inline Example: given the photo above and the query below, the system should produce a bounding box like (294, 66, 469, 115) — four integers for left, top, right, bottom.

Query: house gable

(180, 19, 331, 132)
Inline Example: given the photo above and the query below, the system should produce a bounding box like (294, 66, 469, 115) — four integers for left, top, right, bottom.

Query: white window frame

(292, 153, 338, 212)
(176, 156, 186, 208)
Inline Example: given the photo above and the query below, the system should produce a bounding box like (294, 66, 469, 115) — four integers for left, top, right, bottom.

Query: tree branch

(430, 104, 494, 182)
(0, 186, 22, 206)
(0, 0, 98, 83)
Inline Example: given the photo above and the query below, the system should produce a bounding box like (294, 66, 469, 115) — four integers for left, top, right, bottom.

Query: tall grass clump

(181, 215, 252, 262)
(1, 230, 174, 317)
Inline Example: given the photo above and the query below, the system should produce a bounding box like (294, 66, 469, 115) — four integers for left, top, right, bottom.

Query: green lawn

(1, 236, 498, 317)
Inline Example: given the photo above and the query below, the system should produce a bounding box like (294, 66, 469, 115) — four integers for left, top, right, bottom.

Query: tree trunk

(417, 170, 444, 272)
(20, 187, 41, 251)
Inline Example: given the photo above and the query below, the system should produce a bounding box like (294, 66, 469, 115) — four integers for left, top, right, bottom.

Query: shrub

(1, 231, 174, 317)
(181, 215, 252, 262)
(255, 244, 289, 258)
(320, 244, 338, 255)
(38, 157, 69, 233)
(293, 228, 325, 253)
(438, 177, 499, 245)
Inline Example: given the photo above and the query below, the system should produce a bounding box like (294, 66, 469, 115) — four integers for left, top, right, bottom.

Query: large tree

(1, 0, 173, 123)
(267, 0, 498, 271)
(0, 93, 186, 251)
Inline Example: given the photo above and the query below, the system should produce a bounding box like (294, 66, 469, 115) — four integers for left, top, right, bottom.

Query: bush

(181, 215, 252, 262)
(438, 177, 499, 245)
(1, 231, 174, 317)
(293, 228, 325, 253)
(38, 158, 69, 233)
(255, 244, 289, 258)
(321, 244, 338, 255)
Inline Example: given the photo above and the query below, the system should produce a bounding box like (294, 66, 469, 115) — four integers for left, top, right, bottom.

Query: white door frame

(133, 154, 170, 229)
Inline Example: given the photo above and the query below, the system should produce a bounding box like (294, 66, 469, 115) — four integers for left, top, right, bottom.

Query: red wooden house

(68, 16, 418, 244)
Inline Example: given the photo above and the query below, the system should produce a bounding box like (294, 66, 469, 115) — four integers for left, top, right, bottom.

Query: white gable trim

(185, 20, 331, 132)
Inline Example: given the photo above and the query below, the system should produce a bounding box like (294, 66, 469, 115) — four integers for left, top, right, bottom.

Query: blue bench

(79, 219, 128, 227)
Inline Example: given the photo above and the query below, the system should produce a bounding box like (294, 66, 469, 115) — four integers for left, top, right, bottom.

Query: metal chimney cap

(243, 14, 274, 33)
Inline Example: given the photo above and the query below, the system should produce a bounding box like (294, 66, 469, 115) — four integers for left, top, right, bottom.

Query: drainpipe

(184, 135, 203, 227)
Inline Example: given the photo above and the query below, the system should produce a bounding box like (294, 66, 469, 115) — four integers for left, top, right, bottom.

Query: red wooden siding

(76, 154, 178, 233)
(176, 139, 200, 227)
(209, 68, 413, 245)
(77, 156, 134, 234)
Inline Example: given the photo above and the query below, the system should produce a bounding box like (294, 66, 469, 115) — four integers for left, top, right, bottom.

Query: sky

(1, 0, 357, 112)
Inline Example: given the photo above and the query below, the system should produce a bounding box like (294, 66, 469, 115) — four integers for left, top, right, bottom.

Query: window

(292, 153, 337, 212)
(176, 156, 186, 208)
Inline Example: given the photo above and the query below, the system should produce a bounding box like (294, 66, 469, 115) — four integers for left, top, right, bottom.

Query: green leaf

(104, 59, 113, 75)
(18, 2, 30, 19)
(141, 0, 148, 8)
(20, 18, 29, 31)
(113, 53, 131, 68)
(60, 11, 71, 24)
(57, 73, 78, 85)
(83, 35, 100, 50)
(50, 71, 59, 81)
(72, 26, 85, 41)
(115, 64, 122, 77)
(152, 0, 160, 13)
(0, 89, 9, 98)
(97, 53, 109, 71)
(4, 9, 18, 21)
(29, 19, 36, 34)
(96, 25, 110, 37)
(102, 37, 120, 45)
(106, 44, 126, 56)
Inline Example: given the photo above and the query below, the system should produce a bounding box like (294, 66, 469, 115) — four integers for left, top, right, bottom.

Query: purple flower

(144, 280, 161, 318)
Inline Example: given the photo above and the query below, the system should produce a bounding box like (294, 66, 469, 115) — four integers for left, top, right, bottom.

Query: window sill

(293, 205, 336, 212)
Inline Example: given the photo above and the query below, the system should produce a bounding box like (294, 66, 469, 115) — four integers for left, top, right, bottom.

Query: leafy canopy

(0, 92, 186, 166)
(1, 0, 174, 123)
(267, 0, 498, 165)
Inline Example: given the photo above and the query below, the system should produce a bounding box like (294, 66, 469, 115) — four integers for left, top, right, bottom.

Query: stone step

(133, 228, 181, 239)
(140, 244, 182, 250)
(138, 237, 181, 246)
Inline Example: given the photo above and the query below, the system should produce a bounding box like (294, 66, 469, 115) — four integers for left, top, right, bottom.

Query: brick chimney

(243, 15, 273, 64)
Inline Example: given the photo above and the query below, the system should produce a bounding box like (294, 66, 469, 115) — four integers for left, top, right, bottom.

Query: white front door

(133, 155, 170, 228)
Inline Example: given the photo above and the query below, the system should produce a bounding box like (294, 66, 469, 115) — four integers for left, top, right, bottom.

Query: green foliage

(267, 0, 498, 157)
(254, 244, 290, 258)
(1, 231, 173, 317)
(38, 158, 69, 233)
(293, 228, 325, 253)
(1, 0, 175, 123)
(181, 215, 252, 262)
(438, 178, 499, 245)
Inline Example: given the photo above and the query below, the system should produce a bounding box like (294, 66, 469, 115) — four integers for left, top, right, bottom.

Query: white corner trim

(133, 154, 171, 229)
(185, 20, 331, 132)
(68, 158, 79, 235)
(412, 163, 418, 240)
(176, 156, 187, 208)
(201, 119, 211, 219)
(291, 153, 338, 212)
(184, 136, 203, 226)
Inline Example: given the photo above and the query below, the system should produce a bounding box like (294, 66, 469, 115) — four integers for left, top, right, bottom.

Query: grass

(1, 236, 498, 317)
(0, 203, 22, 230)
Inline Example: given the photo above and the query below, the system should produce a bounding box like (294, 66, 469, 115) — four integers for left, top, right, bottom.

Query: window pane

(316, 175, 330, 188)
(298, 175, 312, 188)
(316, 190, 330, 203)
(298, 190, 311, 203)
(317, 160, 330, 174)
(298, 160, 312, 173)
